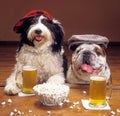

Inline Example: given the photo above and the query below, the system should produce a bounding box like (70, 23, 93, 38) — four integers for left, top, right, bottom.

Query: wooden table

(0, 44, 120, 116)
(0, 84, 120, 116)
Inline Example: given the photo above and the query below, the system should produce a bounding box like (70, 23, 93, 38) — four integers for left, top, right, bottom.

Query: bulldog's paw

(4, 84, 21, 95)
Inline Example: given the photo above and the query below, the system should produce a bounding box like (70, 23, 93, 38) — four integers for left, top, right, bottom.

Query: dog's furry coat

(4, 10, 67, 95)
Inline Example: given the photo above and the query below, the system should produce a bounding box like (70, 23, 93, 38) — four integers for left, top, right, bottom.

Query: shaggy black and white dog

(4, 10, 67, 95)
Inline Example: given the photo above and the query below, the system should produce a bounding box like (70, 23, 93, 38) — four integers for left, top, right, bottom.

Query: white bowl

(33, 83, 70, 106)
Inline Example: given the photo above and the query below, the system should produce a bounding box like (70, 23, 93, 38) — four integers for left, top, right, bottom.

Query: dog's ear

(98, 44, 107, 50)
(52, 19, 64, 43)
(13, 17, 33, 34)
(16, 18, 35, 51)
(43, 19, 64, 52)
(69, 43, 80, 51)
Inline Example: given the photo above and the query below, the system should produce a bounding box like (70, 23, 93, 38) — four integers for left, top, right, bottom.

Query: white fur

(4, 16, 65, 95)
(5, 44, 65, 95)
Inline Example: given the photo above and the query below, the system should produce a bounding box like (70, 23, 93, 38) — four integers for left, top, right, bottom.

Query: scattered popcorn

(69, 106, 74, 109)
(111, 111, 116, 115)
(106, 96, 110, 100)
(47, 111, 51, 115)
(7, 98, 12, 103)
(10, 112, 14, 116)
(28, 110, 32, 113)
(116, 109, 120, 113)
(18, 110, 22, 115)
(58, 102, 63, 106)
(83, 90, 87, 94)
(64, 99, 70, 103)
(73, 101, 79, 105)
(1, 101, 6, 105)
(13, 108, 17, 113)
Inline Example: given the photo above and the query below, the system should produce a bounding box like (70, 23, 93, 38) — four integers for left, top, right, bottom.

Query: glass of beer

(22, 65, 37, 93)
(89, 76, 107, 108)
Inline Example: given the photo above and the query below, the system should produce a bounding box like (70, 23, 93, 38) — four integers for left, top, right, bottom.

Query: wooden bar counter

(0, 44, 120, 116)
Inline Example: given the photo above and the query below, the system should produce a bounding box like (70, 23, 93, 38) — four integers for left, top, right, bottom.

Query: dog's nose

(83, 51, 91, 56)
(35, 29, 42, 34)
(83, 51, 91, 65)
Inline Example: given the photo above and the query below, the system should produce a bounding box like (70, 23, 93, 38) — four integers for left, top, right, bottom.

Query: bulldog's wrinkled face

(72, 43, 106, 76)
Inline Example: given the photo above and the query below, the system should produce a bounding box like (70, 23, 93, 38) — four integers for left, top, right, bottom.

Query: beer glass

(89, 76, 107, 108)
(22, 65, 37, 93)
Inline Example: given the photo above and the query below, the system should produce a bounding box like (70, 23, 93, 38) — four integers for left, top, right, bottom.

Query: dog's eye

(76, 50, 79, 53)
(42, 19, 52, 26)
(95, 48, 101, 56)
(42, 19, 48, 25)
(76, 48, 83, 53)
(95, 48, 105, 56)
(30, 17, 39, 24)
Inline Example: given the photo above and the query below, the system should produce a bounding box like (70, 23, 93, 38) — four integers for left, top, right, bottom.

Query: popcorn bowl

(33, 83, 70, 106)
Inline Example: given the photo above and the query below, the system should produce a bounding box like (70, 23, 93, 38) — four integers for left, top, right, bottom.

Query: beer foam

(22, 65, 36, 71)
(90, 76, 106, 81)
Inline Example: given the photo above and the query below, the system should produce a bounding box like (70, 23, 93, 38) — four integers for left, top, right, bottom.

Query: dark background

(0, 0, 120, 42)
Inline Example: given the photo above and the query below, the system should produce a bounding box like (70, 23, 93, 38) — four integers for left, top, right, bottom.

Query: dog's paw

(47, 75, 65, 84)
(4, 84, 21, 95)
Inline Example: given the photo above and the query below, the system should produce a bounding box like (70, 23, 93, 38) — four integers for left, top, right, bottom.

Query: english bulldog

(67, 34, 111, 84)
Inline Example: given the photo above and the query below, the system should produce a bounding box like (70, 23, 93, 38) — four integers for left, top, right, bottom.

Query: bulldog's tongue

(35, 36, 42, 41)
(81, 64, 93, 73)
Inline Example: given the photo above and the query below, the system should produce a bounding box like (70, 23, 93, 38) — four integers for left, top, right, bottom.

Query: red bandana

(13, 10, 53, 33)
